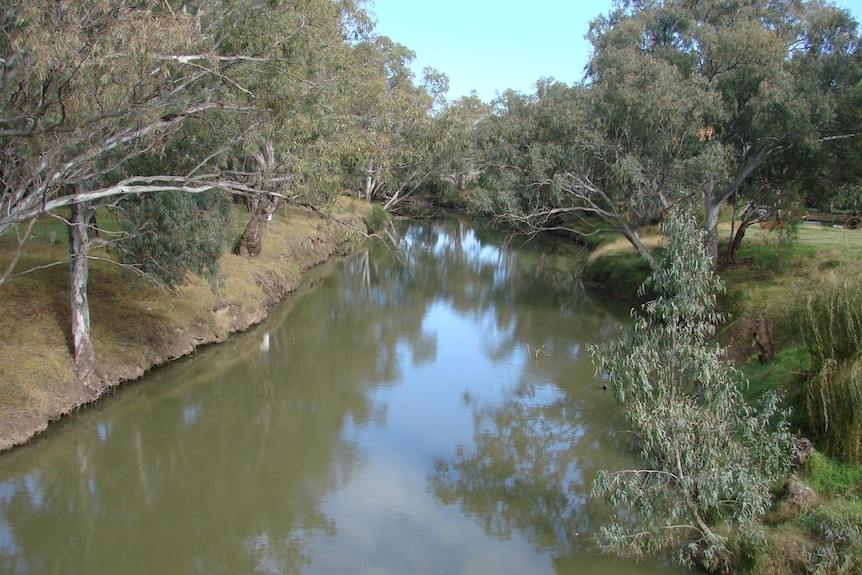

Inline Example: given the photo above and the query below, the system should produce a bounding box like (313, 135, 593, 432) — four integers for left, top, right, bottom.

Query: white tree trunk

(68, 201, 99, 390)
(364, 159, 376, 202)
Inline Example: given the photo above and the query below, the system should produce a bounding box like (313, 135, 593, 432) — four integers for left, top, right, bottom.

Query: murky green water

(0, 219, 690, 574)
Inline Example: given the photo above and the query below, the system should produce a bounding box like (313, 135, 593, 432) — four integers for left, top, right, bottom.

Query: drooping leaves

(117, 190, 233, 289)
(589, 208, 794, 571)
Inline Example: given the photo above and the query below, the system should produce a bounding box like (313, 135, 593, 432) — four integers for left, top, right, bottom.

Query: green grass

(742, 347, 807, 389)
(583, 251, 654, 301)
(741, 347, 811, 421)
(735, 224, 862, 271)
(802, 451, 862, 498)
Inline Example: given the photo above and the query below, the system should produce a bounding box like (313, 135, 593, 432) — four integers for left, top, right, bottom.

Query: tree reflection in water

(430, 380, 621, 563)
(0, 218, 674, 575)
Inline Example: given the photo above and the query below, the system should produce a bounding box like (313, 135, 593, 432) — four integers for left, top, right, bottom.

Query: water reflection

(0, 261, 402, 574)
(428, 379, 637, 566)
(0, 218, 687, 574)
(425, 225, 646, 571)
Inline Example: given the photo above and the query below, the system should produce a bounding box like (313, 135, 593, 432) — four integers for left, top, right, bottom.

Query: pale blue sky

(370, 0, 862, 102)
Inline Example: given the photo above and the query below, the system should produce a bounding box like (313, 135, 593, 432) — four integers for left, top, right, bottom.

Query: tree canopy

(0, 0, 453, 388)
(468, 0, 862, 268)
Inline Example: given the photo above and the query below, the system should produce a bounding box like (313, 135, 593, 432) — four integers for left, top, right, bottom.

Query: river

(0, 218, 689, 574)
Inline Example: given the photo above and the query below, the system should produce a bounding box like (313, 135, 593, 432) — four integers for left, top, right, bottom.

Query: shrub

(798, 280, 862, 365)
(805, 357, 862, 462)
(796, 280, 862, 462)
(117, 190, 233, 289)
(365, 204, 390, 234)
(801, 504, 862, 575)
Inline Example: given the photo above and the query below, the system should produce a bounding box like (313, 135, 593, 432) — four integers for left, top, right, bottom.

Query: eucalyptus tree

(0, 0, 374, 257)
(782, 5, 862, 216)
(338, 36, 415, 203)
(724, 148, 808, 264)
(472, 83, 575, 211)
(728, 5, 862, 250)
(471, 87, 536, 202)
(435, 94, 490, 193)
(224, 0, 375, 256)
(376, 67, 447, 211)
(586, 0, 862, 264)
(0, 1, 214, 254)
(475, 0, 860, 268)
(471, 74, 698, 270)
(338, 36, 448, 210)
(379, 66, 457, 210)
(574, 33, 718, 268)
(590, 208, 794, 572)
(0, 1, 227, 386)
(0, 0, 375, 388)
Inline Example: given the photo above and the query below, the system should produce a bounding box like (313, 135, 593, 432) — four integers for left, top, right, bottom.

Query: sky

(370, 0, 862, 103)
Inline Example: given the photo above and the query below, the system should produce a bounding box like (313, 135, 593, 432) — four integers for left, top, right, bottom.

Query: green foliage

(365, 204, 390, 234)
(116, 191, 234, 289)
(795, 279, 862, 462)
(798, 280, 862, 365)
(805, 357, 862, 463)
(590, 208, 794, 572)
(754, 222, 804, 274)
(742, 347, 810, 400)
(737, 346, 813, 434)
(424, 179, 461, 207)
(582, 252, 652, 302)
(800, 504, 862, 575)
(465, 0, 862, 264)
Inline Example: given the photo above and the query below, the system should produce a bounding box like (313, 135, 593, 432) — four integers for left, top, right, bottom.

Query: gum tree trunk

(235, 196, 279, 258)
(703, 181, 722, 268)
(363, 158, 378, 201)
(68, 201, 99, 390)
(234, 142, 282, 258)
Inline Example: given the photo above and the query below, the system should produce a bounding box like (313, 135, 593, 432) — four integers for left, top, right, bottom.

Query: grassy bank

(0, 198, 373, 451)
(582, 221, 862, 574)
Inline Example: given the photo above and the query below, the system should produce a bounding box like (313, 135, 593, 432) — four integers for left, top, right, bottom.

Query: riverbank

(0, 198, 373, 452)
(581, 221, 862, 575)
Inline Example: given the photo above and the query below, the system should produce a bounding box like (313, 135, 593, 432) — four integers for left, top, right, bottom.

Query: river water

(0, 219, 689, 574)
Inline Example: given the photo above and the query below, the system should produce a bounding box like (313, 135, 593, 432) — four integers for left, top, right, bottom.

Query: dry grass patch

(750, 522, 813, 575)
(0, 197, 371, 449)
(587, 232, 665, 262)
(0, 260, 76, 415)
